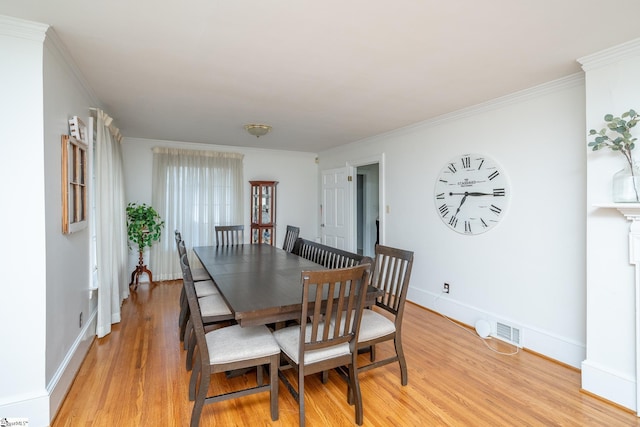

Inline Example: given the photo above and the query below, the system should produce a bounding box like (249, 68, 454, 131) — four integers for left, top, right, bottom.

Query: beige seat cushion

(191, 266, 211, 282)
(198, 294, 232, 317)
(194, 280, 219, 297)
(206, 324, 280, 364)
(272, 323, 350, 365)
(331, 309, 396, 342)
(358, 309, 396, 342)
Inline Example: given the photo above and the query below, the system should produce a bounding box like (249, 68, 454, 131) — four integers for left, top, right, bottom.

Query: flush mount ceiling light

(244, 123, 272, 138)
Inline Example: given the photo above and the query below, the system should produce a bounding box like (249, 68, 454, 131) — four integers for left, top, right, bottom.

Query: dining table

(193, 244, 379, 327)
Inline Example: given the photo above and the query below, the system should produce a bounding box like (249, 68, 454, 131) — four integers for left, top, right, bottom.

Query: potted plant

(588, 109, 640, 202)
(126, 202, 165, 289)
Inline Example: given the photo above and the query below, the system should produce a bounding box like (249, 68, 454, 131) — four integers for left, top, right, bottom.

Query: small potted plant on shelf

(126, 202, 165, 289)
(588, 109, 640, 202)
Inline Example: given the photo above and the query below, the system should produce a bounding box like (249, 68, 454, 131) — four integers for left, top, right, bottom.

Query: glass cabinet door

(261, 227, 272, 245)
(250, 181, 278, 245)
(261, 185, 272, 224)
(252, 185, 261, 224)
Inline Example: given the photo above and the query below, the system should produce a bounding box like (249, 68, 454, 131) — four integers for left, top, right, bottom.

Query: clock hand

(455, 193, 468, 215)
(450, 192, 493, 196)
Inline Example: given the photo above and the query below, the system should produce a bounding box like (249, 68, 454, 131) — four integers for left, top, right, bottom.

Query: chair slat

(215, 225, 244, 246)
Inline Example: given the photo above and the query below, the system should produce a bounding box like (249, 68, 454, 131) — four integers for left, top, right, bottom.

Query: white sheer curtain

(151, 147, 244, 280)
(95, 109, 128, 338)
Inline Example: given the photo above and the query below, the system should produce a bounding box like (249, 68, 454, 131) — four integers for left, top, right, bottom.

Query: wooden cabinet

(250, 181, 278, 245)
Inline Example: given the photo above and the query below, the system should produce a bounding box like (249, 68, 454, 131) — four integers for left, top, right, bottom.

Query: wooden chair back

(177, 237, 187, 258)
(298, 264, 370, 368)
(292, 238, 367, 269)
(371, 244, 414, 325)
(215, 225, 244, 246)
(276, 264, 370, 426)
(282, 225, 300, 252)
(180, 254, 202, 335)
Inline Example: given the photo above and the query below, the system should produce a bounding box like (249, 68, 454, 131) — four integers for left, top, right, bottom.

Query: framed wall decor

(68, 115, 87, 143)
(62, 134, 88, 234)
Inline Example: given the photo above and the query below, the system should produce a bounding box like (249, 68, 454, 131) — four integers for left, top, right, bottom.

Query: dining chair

(272, 264, 371, 426)
(174, 230, 211, 282)
(180, 253, 280, 427)
(178, 244, 235, 371)
(214, 225, 244, 246)
(175, 233, 222, 345)
(350, 244, 414, 386)
(282, 225, 300, 252)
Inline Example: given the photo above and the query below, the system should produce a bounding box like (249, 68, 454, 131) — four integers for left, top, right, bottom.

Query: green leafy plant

(588, 109, 639, 169)
(126, 202, 165, 252)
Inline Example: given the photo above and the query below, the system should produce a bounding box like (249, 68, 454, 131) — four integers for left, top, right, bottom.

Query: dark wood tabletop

(193, 244, 377, 326)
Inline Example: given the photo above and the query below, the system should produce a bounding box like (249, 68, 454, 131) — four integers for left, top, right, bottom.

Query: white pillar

(602, 203, 640, 415)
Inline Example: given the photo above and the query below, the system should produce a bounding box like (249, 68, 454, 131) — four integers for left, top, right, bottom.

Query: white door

(321, 167, 353, 250)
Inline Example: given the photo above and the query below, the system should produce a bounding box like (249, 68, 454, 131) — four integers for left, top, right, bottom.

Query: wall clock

(434, 153, 509, 235)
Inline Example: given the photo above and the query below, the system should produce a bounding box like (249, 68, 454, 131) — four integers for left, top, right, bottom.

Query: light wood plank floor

(52, 281, 640, 426)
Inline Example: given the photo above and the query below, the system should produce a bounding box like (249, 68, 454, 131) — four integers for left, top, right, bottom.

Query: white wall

(0, 16, 97, 426)
(121, 138, 318, 275)
(0, 17, 49, 426)
(581, 39, 640, 411)
(42, 29, 98, 419)
(319, 75, 587, 369)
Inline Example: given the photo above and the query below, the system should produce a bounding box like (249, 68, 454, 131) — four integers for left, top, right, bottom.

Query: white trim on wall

(343, 73, 585, 147)
(0, 15, 48, 41)
(408, 287, 586, 368)
(578, 38, 640, 71)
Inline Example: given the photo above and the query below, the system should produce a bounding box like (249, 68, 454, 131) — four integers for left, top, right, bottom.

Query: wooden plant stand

(130, 250, 153, 290)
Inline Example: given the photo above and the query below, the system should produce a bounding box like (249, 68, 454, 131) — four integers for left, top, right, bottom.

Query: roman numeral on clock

(448, 216, 458, 228)
(493, 188, 505, 196)
(464, 221, 472, 233)
(448, 163, 457, 173)
(439, 204, 449, 217)
(461, 156, 470, 168)
(488, 170, 500, 180)
(490, 205, 502, 215)
(436, 192, 445, 200)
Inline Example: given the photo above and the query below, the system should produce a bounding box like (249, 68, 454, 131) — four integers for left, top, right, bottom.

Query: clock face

(434, 154, 509, 235)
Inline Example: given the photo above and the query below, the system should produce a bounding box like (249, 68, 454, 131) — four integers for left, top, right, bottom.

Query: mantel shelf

(595, 203, 640, 221)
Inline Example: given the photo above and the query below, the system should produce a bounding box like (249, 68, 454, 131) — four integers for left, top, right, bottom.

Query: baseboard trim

(581, 359, 636, 412)
(47, 307, 97, 423)
(407, 287, 585, 368)
(0, 309, 96, 427)
(0, 391, 49, 427)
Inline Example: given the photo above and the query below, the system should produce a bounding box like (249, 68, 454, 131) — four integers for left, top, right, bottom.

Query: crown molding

(0, 15, 48, 41)
(578, 38, 640, 71)
(362, 73, 585, 143)
(44, 27, 100, 106)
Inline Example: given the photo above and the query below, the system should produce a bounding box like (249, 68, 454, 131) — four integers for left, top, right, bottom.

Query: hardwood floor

(52, 281, 640, 426)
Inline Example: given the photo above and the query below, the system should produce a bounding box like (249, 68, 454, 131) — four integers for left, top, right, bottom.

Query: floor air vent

(495, 321, 522, 347)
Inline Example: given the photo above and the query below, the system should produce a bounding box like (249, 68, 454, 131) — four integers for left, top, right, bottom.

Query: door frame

(347, 153, 385, 250)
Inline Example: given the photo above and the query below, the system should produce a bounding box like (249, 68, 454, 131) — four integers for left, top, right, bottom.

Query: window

(151, 147, 244, 280)
(62, 134, 88, 234)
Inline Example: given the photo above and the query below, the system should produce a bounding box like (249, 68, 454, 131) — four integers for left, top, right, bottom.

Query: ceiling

(3, 1, 640, 153)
